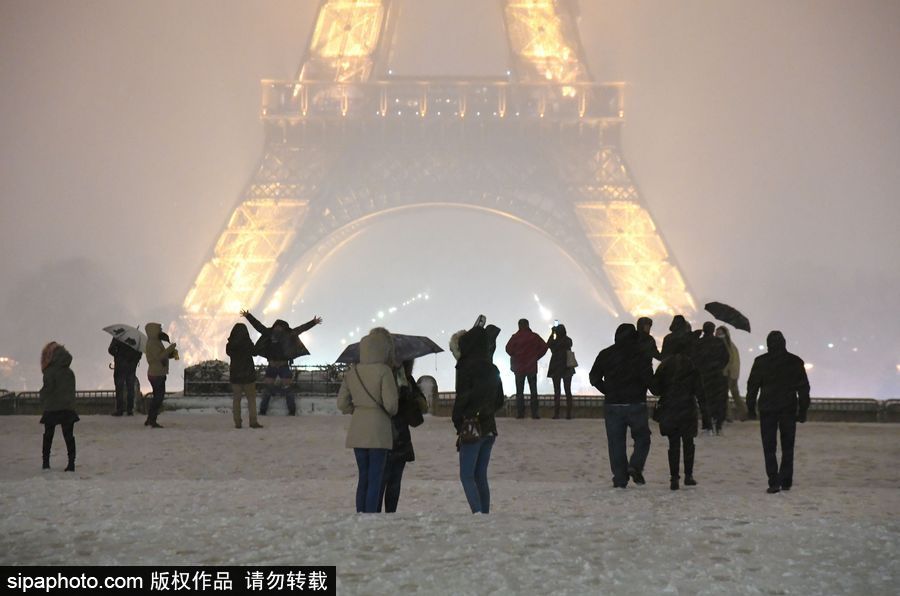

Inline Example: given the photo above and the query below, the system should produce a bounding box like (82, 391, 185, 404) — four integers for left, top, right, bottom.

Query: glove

(797, 411, 807, 423)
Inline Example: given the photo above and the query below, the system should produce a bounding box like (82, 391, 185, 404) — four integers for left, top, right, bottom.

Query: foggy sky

(1, 1, 898, 396)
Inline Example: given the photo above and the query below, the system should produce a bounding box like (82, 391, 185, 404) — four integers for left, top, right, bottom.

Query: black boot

(42, 427, 53, 470)
(683, 441, 697, 485)
(667, 440, 681, 485)
(670, 477, 680, 490)
(63, 426, 76, 471)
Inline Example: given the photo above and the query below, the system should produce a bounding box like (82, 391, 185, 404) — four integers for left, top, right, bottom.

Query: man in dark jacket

(693, 322, 730, 434)
(108, 338, 142, 416)
(636, 317, 661, 362)
(241, 310, 322, 416)
(746, 330, 810, 493)
(661, 315, 699, 359)
(505, 319, 549, 419)
(589, 323, 654, 488)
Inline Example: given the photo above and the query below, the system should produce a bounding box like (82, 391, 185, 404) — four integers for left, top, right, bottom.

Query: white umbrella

(103, 324, 148, 353)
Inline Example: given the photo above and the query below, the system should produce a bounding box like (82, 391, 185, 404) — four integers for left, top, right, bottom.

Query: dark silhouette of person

(108, 337, 141, 416)
(746, 330, 810, 493)
(547, 324, 576, 419)
(505, 319, 548, 419)
(589, 323, 653, 488)
(693, 322, 730, 434)
(636, 317, 662, 362)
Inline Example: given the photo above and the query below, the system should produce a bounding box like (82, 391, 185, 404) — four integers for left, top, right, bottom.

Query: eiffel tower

(178, 0, 696, 361)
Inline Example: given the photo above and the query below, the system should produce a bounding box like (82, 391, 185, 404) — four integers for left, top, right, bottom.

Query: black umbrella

(704, 302, 751, 332)
(335, 334, 444, 364)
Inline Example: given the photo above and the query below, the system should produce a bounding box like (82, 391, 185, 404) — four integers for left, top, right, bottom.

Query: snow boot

(670, 477, 680, 491)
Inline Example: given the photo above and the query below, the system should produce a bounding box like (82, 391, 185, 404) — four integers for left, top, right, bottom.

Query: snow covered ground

(2, 410, 898, 595)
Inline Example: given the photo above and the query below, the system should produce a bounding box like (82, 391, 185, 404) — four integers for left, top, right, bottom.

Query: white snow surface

(2, 412, 898, 595)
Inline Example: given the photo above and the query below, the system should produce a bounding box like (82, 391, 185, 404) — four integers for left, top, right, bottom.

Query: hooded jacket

(226, 324, 257, 384)
(453, 324, 505, 436)
(651, 349, 706, 437)
(505, 328, 548, 375)
(337, 328, 399, 449)
(145, 323, 177, 377)
(245, 312, 313, 363)
(747, 331, 810, 416)
(40, 346, 76, 413)
(661, 315, 700, 359)
(589, 324, 653, 405)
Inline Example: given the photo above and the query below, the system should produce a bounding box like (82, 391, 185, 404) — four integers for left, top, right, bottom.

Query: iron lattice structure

(178, 0, 696, 361)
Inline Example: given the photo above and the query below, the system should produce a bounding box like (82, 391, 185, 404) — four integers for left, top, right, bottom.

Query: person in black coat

(651, 339, 706, 490)
(747, 330, 811, 493)
(693, 322, 730, 434)
(453, 322, 505, 513)
(108, 338, 142, 416)
(380, 359, 427, 513)
(636, 317, 662, 362)
(39, 342, 79, 471)
(226, 323, 262, 429)
(546, 324, 575, 419)
(240, 310, 322, 416)
(589, 323, 654, 488)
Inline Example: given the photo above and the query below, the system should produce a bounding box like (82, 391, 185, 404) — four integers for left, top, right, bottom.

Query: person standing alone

(747, 330, 810, 494)
(505, 319, 548, 419)
(39, 342, 79, 471)
(546, 323, 576, 419)
(144, 323, 178, 428)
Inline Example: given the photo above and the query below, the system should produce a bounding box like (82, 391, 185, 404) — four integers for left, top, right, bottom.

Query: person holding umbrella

(104, 325, 144, 417)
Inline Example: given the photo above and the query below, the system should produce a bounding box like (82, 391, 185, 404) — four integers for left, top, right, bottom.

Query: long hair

(40, 341, 60, 371)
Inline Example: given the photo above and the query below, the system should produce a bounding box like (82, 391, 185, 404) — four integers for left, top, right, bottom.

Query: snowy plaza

(2, 413, 898, 595)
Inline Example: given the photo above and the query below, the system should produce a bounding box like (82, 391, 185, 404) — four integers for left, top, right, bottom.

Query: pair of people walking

(505, 319, 576, 419)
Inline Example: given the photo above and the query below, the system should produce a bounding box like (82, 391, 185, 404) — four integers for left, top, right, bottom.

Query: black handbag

(458, 413, 482, 444)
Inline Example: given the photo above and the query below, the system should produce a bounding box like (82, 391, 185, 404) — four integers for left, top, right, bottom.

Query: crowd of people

(36, 309, 810, 508)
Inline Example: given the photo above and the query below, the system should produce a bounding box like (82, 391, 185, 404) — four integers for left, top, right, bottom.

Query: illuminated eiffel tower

(178, 0, 696, 361)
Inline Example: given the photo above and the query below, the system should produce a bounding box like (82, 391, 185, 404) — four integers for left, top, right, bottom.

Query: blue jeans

(259, 364, 295, 415)
(459, 435, 496, 513)
(353, 448, 389, 513)
(604, 403, 651, 487)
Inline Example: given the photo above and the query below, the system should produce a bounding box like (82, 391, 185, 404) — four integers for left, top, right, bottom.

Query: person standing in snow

(453, 322, 505, 514)
(716, 325, 748, 422)
(144, 322, 178, 428)
(39, 342, 79, 471)
(746, 330, 810, 494)
(589, 324, 653, 488)
(337, 328, 399, 513)
(651, 338, 706, 490)
(108, 337, 141, 417)
(505, 319, 548, 419)
(546, 323, 576, 419)
(693, 322, 731, 435)
(380, 359, 428, 513)
(636, 317, 662, 363)
(226, 323, 262, 429)
(240, 310, 322, 416)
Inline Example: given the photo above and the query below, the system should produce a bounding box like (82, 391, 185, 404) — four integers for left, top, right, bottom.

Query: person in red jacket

(505, 319, 549, 419)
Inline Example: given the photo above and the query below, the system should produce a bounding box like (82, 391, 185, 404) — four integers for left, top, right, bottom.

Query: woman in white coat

(337, 328, 399, 513)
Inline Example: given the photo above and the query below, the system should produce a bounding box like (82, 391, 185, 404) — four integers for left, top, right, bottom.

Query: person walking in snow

(39, 342, 79, 471)
(651, 338, 706, 490)
(453, 320, 505, 514)
(693, 322, 730, 435)
(636, 316, 662, 363)
(547, 323, 576, 419)
(746, 331, 810, 494)
(505, 319, 548, 419)
(144, 323, 178, 428)
(226, 323, 262, 429)
(716, 325, 747, 422)
(337, 328, 399, 513)
(589, 324, 653, 488)
(240, 310, 322, 416)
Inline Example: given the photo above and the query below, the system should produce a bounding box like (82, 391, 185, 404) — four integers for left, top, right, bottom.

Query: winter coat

(637, 332, 661, 362)
(546, 328, 574, 379)
(337, 329, 399, 449)
(693, 333, 730, 395)
(226, 328, 257, 385)
(651, 353, 706, 437)
(504, 329, 548, 375)
(145, 323, 177, 377)
(719, 328, 740, 380)
(245, 312, 313, 363)
(453, 325, 505, 437)
(108, 338, 142, 370)
(661, 316, 699, 359)
(40, 346, 76, 413)
(747, 331, 810, 416)
(589, 324, 652, 404)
